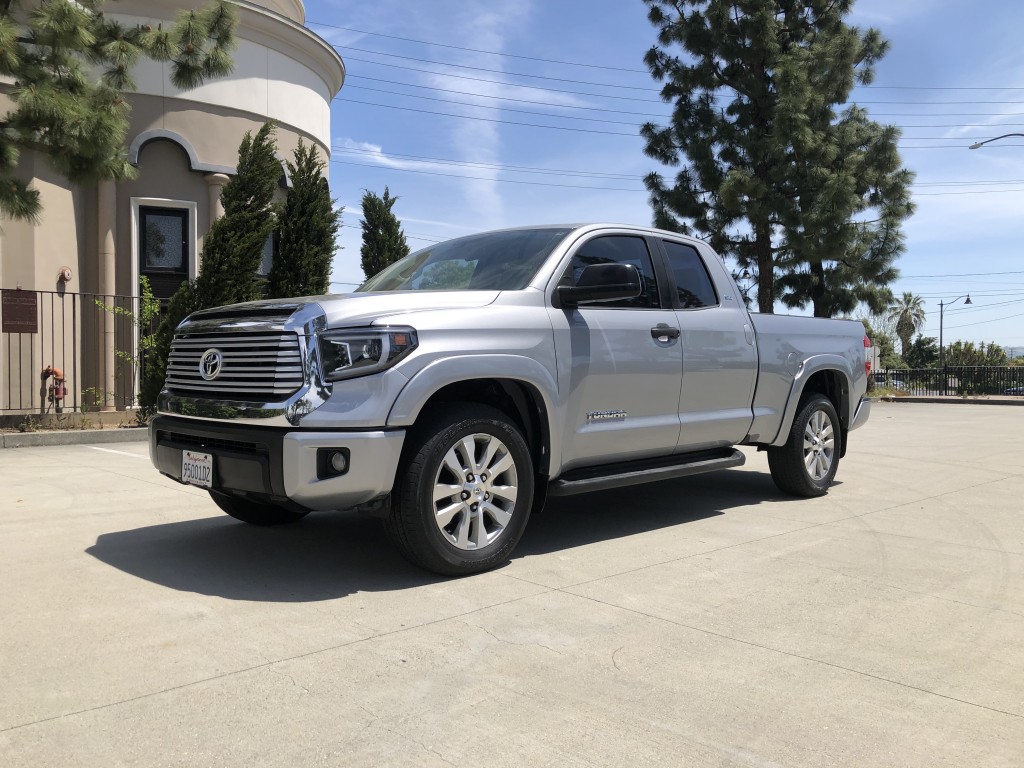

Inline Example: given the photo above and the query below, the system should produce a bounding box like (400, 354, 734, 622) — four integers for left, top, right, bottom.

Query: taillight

(863, 335, 872, 376)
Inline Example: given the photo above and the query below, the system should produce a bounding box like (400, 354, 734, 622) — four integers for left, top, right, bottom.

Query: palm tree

(886, 292, 926, 358)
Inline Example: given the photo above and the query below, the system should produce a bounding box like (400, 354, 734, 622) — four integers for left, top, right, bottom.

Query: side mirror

(556, 263, 642, 308)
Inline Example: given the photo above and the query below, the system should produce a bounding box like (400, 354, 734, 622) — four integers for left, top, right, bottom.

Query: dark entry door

(139, 206, 189, 300)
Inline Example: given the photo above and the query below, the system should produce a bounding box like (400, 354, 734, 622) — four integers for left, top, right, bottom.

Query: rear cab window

(661, 240, 719, 309)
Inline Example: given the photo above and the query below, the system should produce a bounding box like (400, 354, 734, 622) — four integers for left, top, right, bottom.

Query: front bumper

(150, 415, 405, 512)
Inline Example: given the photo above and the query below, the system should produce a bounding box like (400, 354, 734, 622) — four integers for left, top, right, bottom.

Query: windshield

(357, 227, 574, 292)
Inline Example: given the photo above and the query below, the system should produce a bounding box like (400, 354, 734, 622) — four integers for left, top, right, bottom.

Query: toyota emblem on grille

(199, 349, 223, 380)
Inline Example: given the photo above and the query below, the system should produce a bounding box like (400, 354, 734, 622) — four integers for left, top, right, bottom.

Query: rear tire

(767, 394, 841, 497)
(209, 491, 309, 526)
(385, 404, 534, 576)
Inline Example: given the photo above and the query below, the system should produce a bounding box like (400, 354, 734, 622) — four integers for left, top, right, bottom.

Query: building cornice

(112, 0, 345, 97)
(248, 0, 305, 24)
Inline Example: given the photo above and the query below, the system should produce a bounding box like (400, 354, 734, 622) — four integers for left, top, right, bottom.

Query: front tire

(767, 394, 841, 497)
(385, 404, 534, 576)
(209, 491, 310, 526)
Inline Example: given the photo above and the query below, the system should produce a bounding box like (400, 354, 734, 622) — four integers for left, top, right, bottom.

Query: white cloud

(327, 0, 541, 230)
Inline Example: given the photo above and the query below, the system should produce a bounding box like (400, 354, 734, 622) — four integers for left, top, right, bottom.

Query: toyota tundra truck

(150, 224, 871, 575)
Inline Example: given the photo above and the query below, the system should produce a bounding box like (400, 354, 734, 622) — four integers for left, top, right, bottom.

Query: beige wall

(0, 0, 343, 412)
(0, 152, 91, 412)
(129, 94, 328, 170)
(0, 152, 90, 295)
(111, 1, 342, 148)
(118, 138, 209, 297)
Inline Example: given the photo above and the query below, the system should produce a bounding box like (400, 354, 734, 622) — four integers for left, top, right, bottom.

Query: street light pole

(938, 294, 972, 395)
(969, 133, 1024, 149)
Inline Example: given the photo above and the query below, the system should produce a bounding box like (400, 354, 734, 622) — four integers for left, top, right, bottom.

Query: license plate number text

(181, 451, 213, 488)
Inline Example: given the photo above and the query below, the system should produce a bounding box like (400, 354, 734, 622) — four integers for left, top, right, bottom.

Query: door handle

(651, 324, 681, 341)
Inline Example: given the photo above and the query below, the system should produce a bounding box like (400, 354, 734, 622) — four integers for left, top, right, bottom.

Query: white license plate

(181, 450, 213, 488)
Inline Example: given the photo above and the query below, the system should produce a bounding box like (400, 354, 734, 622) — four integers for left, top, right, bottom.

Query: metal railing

(873, 367, 1024, 397)
(1, 288, 158, 414)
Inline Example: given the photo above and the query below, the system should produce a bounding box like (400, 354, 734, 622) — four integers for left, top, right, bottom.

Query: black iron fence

(873, 367, 1024, 396)
(1, 288, 158, 414)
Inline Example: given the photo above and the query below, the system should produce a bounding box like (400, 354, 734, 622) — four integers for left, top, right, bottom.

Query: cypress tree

(141, 123, 281, 406)
(267, 140, 342, 298)
(642, 0, 913, 316)
(359, 187, 409, 280)
(192, 122, 281, 308)
(0, 0, 236, 222)
(140, 280, 196, 409)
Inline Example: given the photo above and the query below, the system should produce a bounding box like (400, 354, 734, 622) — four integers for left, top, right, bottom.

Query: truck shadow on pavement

(519, 469, 781, 558)
(86, 469, 789, 602)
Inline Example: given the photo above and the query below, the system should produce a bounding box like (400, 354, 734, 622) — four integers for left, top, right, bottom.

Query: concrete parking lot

(1, 402, 1022, 767)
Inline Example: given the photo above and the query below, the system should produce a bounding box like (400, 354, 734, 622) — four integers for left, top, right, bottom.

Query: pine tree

(360, 187, 409, 280)
(642, 0, 913, 316)
(267, 140, 342, 298)
(0, 0, 236, 222)
(141, 123, 281, 406)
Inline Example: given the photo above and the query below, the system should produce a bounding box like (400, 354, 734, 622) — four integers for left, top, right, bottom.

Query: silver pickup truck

(150, 224, 870, 575)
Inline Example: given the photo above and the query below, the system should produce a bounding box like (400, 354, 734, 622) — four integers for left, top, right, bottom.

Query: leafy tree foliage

(0, 0, 235, 222)
(267, 140, 342, 298)
(360, 187, 409, 280)
(903, 335, 938, 369)
(886, 292, 927, 358)
(944, 341, 1009, 367)
(142, 123, 281, 406)
(861, 318, 902, 369)
(641, 0, 913, 316)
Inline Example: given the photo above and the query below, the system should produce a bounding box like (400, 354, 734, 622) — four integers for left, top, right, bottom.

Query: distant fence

(873, 367, 1024, 397)
(1, 288, 157, 414)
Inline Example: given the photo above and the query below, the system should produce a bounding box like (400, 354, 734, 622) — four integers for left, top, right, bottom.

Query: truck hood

(317, 291, 501, 326)
(184, 291, 501, 329)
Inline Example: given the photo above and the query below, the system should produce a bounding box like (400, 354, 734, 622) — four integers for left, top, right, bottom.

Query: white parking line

(84, 446, 145, 459)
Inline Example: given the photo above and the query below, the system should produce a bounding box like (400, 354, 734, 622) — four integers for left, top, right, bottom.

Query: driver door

(549, 233, 683, 471)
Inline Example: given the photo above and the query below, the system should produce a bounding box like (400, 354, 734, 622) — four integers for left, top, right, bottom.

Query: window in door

(139, 206, 189, 301)
(140, 207, 187, 272)
(561, 235, 660, 309)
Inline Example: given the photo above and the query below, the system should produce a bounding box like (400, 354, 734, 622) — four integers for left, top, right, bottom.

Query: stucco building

(0, 0, 345, 414)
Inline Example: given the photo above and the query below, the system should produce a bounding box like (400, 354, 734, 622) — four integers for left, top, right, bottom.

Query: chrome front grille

(166, 332, 305, 400)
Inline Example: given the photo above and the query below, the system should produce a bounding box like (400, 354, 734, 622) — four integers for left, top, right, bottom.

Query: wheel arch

(770, 356, 853, 451)
(388, 356, 557, 476)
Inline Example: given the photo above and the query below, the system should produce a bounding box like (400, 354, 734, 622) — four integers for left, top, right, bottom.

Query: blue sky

(302, 0, 1024, 352)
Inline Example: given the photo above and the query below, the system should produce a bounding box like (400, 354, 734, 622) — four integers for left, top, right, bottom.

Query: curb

(1, 428, 148, 449)
(877, 396, 1024, 406)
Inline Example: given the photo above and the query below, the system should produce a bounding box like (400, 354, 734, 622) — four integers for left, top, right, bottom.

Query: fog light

(330, 451, 348, 473)
(316, 448, 351, 479)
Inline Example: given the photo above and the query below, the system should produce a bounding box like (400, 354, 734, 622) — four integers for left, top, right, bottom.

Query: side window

(561, 235, 660, 309)
(257, 231, 278, 278)
(663, 241, 718, 309)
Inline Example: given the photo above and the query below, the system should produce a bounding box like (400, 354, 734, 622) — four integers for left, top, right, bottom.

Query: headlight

(318, 327, 418, 382)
